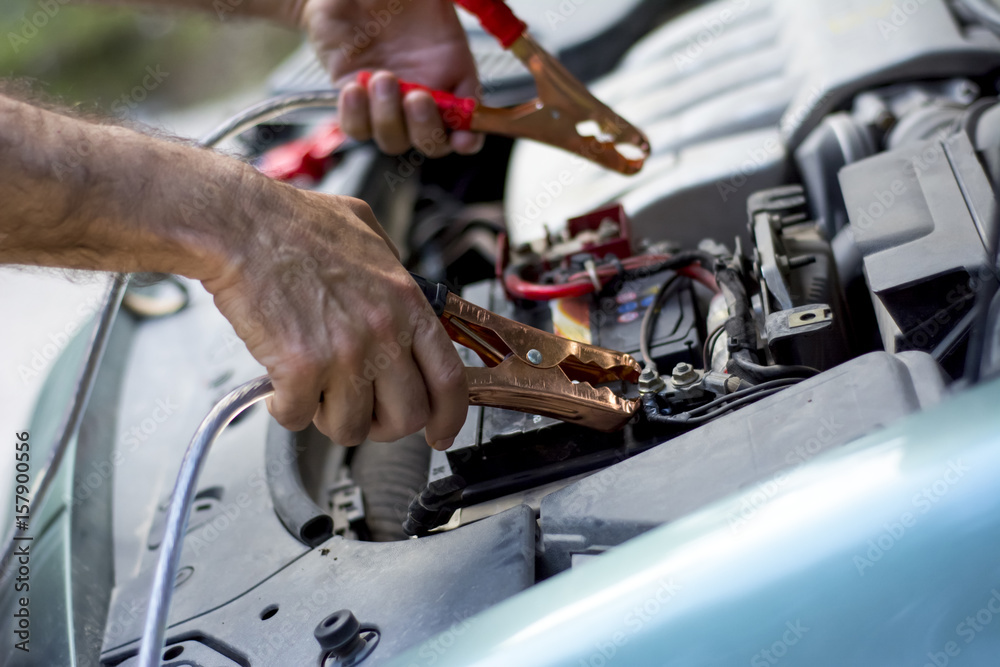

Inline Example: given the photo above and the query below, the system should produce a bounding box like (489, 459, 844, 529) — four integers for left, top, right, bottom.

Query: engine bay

(46, 0, 1000, 664)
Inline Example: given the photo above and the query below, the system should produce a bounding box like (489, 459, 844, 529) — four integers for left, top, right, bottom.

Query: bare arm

(0, 95, 246, 277)
(0, 95, 468, 449)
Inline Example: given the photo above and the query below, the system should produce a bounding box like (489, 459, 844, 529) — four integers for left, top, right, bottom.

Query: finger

(403, 90, 452, 158)
(367, 350, 432, 442)
(451, 130, 485, 155)
(338, 82, 371, 142)
(315, 370, 375, 447)
(267, 359, 325, 432)
(449, 77, 484, 155)
(410, 310, 468, 450)
(342, 197, 400, 259)
(367, 71, 410, 155)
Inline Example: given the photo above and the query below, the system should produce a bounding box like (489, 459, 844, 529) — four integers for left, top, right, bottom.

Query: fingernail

(431, 437, 455, 451)
(374, 74, 395, 101)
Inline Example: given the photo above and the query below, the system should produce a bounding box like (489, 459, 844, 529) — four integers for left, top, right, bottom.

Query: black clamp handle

(410, 273, 450, 317)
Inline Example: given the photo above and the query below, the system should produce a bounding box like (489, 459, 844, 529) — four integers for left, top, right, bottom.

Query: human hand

(299, 0, 484, 157)
(201, 171, 468, 449)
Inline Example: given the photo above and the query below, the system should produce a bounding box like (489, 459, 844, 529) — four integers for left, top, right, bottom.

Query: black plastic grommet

(315, 610, 364, 659)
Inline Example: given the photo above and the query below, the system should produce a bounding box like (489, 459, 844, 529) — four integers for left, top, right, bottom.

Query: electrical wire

(137, 377, 274, 667)
(198, 90, 341, 147)
(503, 251, 719, 301)
(0, 275, 127, 584)
(639, 275, 681, 370)
(729, 349, 820, 382)
(684, 377, 802, 416)
(137, 93, 340, 667)
(641, 377, 803, 427)
(702, 324, 726, 371)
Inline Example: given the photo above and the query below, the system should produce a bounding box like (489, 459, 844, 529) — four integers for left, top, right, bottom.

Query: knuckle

(433, 353, 468, 393)
(364, 305, 397, 341)
(333, 422, 368, 447)
(344, 196, 374, 220)
(397, 401, 431, 435)
(332, 341, 365, 375)
(267, 392, 315, 431)
(409, 306, 438, 336)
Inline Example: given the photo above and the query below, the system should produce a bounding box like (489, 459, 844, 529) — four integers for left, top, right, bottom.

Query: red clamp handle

(452, 0, 526, 49)
(356, 71, 477, 132)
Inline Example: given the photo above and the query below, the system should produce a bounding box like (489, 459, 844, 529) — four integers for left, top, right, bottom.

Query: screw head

(527, 349, 543, 365)
(671, 362, 699, 386)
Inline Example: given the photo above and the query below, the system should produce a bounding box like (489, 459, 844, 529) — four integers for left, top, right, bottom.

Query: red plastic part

(356, 71, 477, 132)
(452, 0, 526, 49)
(565, 203, 633, 262)
(503, 255, 720, 302)
(258, 121, 348, 183)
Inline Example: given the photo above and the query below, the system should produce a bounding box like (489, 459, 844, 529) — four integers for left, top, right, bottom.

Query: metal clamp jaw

(473, 32, 650, 174)
(414, 275, 642, 431)
(357, 0, 650, 174)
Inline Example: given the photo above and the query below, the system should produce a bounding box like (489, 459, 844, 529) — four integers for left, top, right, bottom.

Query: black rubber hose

(264, 421, 334, 547)
(352, 433, 432, 541)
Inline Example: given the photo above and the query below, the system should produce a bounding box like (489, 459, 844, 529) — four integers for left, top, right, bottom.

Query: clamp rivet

(527, 349, 543, 365)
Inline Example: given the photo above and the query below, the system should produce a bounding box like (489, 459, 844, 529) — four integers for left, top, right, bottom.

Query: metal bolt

(671, 362, 699, 386)
(638, 366, 666, 394)
(532, 415, 543, 424)
(527, 349, 543, 365)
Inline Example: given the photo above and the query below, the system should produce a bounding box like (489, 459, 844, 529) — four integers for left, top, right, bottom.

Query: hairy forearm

(72, 0, 307, 26)
(0, 94, 263, 280)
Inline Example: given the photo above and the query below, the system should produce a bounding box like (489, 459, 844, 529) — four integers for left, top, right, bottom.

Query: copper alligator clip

(356, 0, 650, 175)
(413, 274, 642, 432)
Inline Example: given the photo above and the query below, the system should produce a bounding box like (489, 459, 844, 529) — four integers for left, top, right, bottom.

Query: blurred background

(0, 1, 305, 481)
(0, 0, 301, 117)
